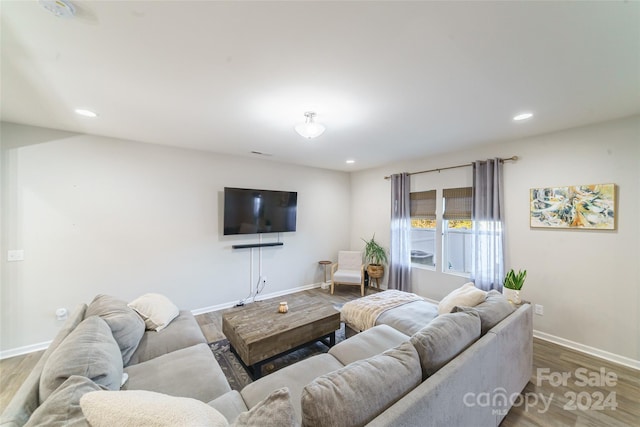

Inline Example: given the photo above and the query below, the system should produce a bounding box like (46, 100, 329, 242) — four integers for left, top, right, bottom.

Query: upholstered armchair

(331, 251, 365, 296)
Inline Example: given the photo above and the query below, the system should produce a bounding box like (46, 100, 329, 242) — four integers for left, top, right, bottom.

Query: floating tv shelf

(232, 242, 284, 249)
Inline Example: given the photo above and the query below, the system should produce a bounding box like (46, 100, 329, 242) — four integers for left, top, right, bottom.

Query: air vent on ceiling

(251, 151, 273, 157)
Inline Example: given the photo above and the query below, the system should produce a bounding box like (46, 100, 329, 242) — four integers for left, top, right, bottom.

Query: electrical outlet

(55, 308, 68, 321)
(535, 304, 544, 316)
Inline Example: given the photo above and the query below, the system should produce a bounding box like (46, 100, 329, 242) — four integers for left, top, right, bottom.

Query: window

(410, 190, 436, 267)
(442, 187, 472, 275)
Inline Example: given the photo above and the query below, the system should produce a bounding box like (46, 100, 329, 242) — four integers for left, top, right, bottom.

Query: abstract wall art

(530, 183, 616, 229)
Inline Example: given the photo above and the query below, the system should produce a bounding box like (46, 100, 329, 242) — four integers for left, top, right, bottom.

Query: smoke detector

(39, 0, 76, 18)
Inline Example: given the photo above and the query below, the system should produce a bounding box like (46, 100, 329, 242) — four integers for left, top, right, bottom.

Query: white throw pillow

(80, 390, 229, 427)
(128, 293, 180, 331)
(437, 282, 487, 315)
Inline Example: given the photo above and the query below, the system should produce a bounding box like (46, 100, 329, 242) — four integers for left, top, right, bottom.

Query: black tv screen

(223, 187, 297, 235)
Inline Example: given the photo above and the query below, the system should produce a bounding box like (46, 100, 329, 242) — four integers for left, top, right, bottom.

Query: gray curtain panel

(471, 159, 505, 291)
(389, 173, 412, 292)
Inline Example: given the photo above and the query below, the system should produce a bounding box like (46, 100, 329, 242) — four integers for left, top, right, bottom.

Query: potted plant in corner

(503, 268, 527, 304)
(362, 234, 388, 288)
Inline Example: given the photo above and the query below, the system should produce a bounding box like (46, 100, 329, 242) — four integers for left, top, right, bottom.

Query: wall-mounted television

(223, 187, 297, 235)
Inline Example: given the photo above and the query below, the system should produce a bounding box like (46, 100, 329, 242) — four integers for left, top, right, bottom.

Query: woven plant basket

(367, 264, 384, 279)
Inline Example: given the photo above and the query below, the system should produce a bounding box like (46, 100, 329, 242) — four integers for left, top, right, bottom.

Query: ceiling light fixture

(39, 0, 76, 18)
(74, 109, 98, 118)
(346, 160, 355, 164)
(513, 112, 533, 121)
(294, 112, 325, 139)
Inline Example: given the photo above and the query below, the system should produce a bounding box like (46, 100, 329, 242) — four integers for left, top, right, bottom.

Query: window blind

(410, 190, 436, 220)
(443, 187, 472, 220)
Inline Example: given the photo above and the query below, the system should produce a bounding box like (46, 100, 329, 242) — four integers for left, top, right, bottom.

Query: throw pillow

(80, 390, 229, 427)
(453, 290, 516, 335)
(85, 294, 145, 366)
(128, 293, 180, 331)
(232, 388, 297, 427)
(25, 376, 103, 427)
(301, 341, 421, 427)
(410, 310, 481, 380)
(39, 316, 123, 403)
(437, 282, 487, 315)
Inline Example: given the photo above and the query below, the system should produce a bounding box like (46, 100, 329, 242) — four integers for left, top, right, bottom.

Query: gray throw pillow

(410, 310, 481, 380)
(86, 294, 145, 366)
(25, 376, 103, 427)
(232, 388, 296, 427)
(453, 290, 515, 334)
(301, 341, 421, 427)
(39, 316, 123, 403)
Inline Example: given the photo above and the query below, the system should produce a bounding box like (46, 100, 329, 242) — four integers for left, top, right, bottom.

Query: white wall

(351, 115, 640, 363)
(0, 122, 351, 353)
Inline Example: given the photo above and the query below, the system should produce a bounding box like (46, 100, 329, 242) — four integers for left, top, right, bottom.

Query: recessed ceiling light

(346, 160, 355, 164)
(74, 109, 98, 118)
(513, 112, 533, 121)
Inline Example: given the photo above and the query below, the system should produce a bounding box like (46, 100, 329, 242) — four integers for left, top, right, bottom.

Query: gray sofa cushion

(241, 353, 344, 423)
(375, 300, 439, 336)
(328, 324, 409, 366)
(410, 310, 481, 380)
(208, 390, 249, 424)
(301, 341, 421, 427)
(39, 316, 123, 403)
(127, 310, 206, 365)
(453, 290, 516, 335)
(232, 388, 297, 427)
(123, 342, 230, 403)
(85, 294, 145, 366)
(25, 376, 102, 427)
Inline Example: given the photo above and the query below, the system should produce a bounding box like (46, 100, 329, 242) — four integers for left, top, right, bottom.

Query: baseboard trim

(423, 296, 439, 305)
(533, 330, 640, 371)
(0, 341, 51, 360)
(1, 283, 325, 359)
(190, 282, 323, 316)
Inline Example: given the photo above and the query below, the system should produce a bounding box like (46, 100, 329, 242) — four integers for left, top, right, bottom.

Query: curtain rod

(384, 156, 518, 180)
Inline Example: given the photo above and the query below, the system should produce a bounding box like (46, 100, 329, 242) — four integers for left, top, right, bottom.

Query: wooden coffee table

(222, 292, 340, 379)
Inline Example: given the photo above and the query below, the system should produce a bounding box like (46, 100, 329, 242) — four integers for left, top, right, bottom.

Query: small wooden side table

(319, 260, 332, 283)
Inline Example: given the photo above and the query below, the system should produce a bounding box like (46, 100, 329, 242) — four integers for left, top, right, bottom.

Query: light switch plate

(8, 250, 24, 261)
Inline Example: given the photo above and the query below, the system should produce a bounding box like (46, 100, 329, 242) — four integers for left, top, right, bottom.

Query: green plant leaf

(503, 268, 526, 290)
(361, 234, 388, 266)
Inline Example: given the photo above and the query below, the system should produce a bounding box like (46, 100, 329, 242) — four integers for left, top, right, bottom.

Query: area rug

(210, 322, 346, 391)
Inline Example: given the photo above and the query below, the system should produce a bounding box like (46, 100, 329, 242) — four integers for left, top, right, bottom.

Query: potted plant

(362, 234, 388, 281)
(503, 268, 527, 304)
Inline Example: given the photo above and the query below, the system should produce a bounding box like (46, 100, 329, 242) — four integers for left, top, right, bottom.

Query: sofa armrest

(487, 303, 533, 425)
(0, 304, 87, 427)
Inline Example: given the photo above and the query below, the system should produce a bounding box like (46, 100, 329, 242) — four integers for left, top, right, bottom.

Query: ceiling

(2, 1, 639, 172)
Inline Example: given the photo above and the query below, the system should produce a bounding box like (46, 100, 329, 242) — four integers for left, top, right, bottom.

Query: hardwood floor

(1, 287, 638, 427)
(501, 338, 639, 427)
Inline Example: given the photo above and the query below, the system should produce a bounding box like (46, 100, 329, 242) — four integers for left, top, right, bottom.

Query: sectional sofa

(1, 290, 532, 426)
